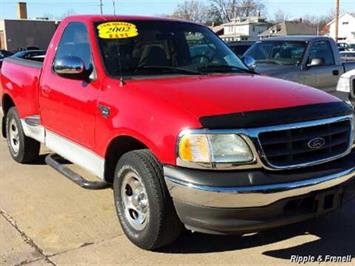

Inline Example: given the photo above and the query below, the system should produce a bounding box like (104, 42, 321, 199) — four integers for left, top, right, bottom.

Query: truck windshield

(95, 20, 248, 77)
(245, 41, 307, 65)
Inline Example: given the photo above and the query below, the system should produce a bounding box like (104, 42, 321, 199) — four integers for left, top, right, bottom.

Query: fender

(104, 128, 161, 161)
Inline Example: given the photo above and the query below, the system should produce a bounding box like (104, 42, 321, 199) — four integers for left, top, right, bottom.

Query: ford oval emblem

(307, 137, 326, 149)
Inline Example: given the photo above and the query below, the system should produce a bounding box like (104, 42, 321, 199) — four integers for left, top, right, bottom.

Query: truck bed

(0, 57, 42, 118)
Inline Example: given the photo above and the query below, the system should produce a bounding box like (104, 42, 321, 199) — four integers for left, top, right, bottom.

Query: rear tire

(6, 107, 40, 163)
(113, 149, 183, 250)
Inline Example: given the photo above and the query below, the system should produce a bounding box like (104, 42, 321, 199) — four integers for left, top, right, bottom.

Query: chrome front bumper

(165, 166, 355, 208)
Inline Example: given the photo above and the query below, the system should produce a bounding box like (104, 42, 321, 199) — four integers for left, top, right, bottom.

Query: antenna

(113, 0, 116, 15)
(99, 0, 103, 15)
(117, 44, 125, 87)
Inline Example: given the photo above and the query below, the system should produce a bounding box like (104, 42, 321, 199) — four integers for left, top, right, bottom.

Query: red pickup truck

(1, 15, 355, 250)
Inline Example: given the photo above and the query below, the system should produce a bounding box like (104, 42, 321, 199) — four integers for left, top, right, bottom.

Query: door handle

(332, 70, 339, 76)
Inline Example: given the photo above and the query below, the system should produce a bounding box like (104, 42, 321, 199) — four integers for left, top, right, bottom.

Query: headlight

(178, 133, 254, 165)
(336, 77, 351, 93)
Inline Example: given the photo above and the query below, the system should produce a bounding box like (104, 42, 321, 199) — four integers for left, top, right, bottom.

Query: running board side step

(45, 154, 111, 190)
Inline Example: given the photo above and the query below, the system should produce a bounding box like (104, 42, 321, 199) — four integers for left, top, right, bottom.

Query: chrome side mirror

(243, 55, 256, 71)
(307, 58, 324, 68)
(53, 56, 87, 79)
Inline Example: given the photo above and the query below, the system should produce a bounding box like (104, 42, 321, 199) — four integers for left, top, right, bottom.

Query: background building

(327, 13, 355, 44)
(259, 21, 317, 39)
(0, 2, 59, 51)
(220, 16, 270, 42)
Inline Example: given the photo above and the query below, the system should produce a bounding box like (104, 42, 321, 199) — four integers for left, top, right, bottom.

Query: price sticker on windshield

(97, 22, 138, 39)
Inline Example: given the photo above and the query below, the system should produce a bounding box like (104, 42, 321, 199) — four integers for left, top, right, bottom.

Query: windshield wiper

(198, 64, 255, 74)
(135, 65, 203, 75)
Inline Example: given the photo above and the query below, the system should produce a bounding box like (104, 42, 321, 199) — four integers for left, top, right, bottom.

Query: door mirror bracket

(242, 55, 256, 71)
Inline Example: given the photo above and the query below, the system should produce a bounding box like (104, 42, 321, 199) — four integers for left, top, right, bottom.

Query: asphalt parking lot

(1, 123, 355, 266)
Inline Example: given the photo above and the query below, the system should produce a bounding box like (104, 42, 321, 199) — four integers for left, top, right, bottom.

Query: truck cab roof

(62, 15, 199, 25)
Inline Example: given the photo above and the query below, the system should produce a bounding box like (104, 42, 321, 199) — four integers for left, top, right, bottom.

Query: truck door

(39, 22, 98, 149)
(304, 40, 343, 92)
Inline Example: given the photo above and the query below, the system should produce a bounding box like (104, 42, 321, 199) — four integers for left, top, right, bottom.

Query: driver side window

(55, 22, 93, 70)
(308, 41, 335, 66)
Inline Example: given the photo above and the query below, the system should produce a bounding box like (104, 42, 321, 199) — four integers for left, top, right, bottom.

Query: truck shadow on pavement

(28, 154, 48, 165)
(161, 202, 355, 260)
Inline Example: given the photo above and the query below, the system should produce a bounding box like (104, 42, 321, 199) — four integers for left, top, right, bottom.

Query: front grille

(259, 119, 352, 168)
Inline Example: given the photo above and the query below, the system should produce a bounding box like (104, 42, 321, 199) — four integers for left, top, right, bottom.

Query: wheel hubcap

(9, 119, 20, 155)
(120, 171, 149, 231)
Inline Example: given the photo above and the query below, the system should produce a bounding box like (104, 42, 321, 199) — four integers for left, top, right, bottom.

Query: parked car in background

(12, 50, 46, 60)
(0, 50, 14, 68)
(244, 36, 355, 92)
(25, 46, 40, 51)
(16, 46, 41, 51)
(338, 42, 350, 52)
(0, 50, 13, 59)
(227, 41, 255, 57)
(1, 50, 45, 69)
(341, 51, 355, 62)
(337, 68, 355, 100)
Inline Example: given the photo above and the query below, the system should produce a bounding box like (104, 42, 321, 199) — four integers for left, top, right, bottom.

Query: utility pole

(335, 0, 340, 41)
(99, 0, 103, 15)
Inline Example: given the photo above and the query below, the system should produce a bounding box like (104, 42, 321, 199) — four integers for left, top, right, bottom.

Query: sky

(0, 0, 354, 20)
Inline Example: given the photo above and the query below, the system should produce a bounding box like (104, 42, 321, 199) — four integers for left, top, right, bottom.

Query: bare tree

(40, 9, 76, 20)
(208, 0, 265, 23)
(59, 9, 77, 20)
(325, 9, 338, 22)
(240, 0, 265, 17)
(171, 0, 208, 23)
(274, 9, 289, 22)
(290, 10, 338, 36)
(301, 14, 331, 34)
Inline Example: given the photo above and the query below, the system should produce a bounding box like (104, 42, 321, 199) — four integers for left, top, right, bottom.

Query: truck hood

(129, 74, 340, 121)
(254, 64, 298, 77)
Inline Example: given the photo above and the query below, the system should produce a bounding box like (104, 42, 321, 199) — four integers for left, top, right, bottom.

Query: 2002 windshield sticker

(97, 22, 138, 39)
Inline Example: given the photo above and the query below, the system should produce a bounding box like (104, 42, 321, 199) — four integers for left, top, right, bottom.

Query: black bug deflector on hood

(199, 102, 353, 129)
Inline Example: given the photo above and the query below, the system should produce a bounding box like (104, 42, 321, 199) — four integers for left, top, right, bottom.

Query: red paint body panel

(0, 62, 41, 118)
(95, 79, 201, 164)
(39, 17, 104, 149)
(93, 74, 340, 164)
(119, 74, 339, 118)
(0, 15, 342, 166)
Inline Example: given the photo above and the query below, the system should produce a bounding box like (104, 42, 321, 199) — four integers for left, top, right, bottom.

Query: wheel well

(1, 94, 15, 138)
(104, 136, 148, 183)
(2, 94, 15, 116)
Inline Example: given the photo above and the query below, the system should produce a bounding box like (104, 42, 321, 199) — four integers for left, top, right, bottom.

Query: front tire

(5, 107, 40, 163)
(113, 149, 183, 250)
